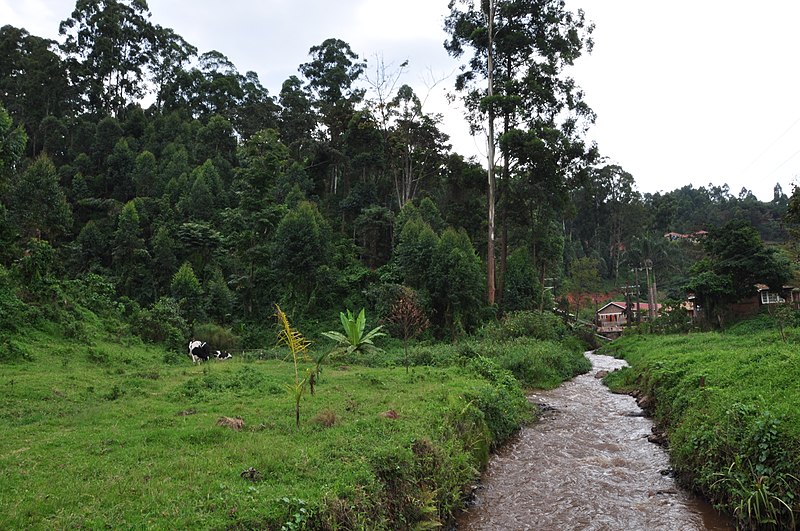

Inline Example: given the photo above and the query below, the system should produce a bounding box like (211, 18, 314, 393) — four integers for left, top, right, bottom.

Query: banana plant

(322, 308, 385, 356)
(275, 304, 311, 428)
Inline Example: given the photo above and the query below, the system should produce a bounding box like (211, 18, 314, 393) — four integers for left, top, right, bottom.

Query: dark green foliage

(687, 220, 792, 324)
(464, 356, 532, 446)
(15, 238, 56, 296)
(393, 218, 439, 291)
(0, 265, 29, 331)
(502, 247, 541, 312)
(271, 201, 332, 312)
(0, 103, 27, 188)
(0, 336, 32, 362)
(481, 310, 569, 342)
(204, 269, 235, 324)
(430, 228, 485, 338)
(59, 0, 158, 116)
(649, 184, 787, 243)
(133, 297, 187, 351)
(192, 322, 238, 351)
(170, 261, 204, 324)
(9, 154, 72, 241)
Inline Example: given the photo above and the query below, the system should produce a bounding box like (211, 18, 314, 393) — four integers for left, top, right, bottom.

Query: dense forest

(0, 0, 794, 346)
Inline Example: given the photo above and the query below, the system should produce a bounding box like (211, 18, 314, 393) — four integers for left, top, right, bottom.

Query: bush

(457, 337, 589, 389)
(480, 310, 568, 342)
(464, 356, 532, 446)
(0, 265, 30, 332)
(0, 337, 33, 362)
(133, 297, 187, 352)
(192, 322, 239, 350)
(60, 274, 119, 316)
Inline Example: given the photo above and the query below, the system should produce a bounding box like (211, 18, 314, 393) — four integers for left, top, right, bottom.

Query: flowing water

(456, 352, 733, 531)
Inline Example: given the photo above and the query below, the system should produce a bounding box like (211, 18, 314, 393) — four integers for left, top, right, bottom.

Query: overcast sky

(3, 0, 800, 202)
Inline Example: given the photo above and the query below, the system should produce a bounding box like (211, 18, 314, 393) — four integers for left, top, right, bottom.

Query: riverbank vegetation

(0, 305, 587, 529)
(602, 317, 800, 529)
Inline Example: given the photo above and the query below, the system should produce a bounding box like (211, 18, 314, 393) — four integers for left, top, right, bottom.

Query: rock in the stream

(595, 370, 609, 379)
(647, 426, 668, 446)
(636, 394, 653, 410)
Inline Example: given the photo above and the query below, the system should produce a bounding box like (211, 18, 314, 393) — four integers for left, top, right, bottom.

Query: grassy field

(602, 317, 800, 529)
(0, 312, 588, 529)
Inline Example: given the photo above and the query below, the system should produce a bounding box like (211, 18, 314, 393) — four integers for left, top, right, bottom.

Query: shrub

(464, 356, 532, 446)
(0, 337, 33, 362)
(0, 265, 30, 332)
(480, 310, 568, 342)
(133, 297, 187, 351)
(192, 322, 239, 350)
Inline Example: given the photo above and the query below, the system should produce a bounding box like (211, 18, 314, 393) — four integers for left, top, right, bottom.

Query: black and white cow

(214, 350, 232, 360)
(188, 340, 211, 363)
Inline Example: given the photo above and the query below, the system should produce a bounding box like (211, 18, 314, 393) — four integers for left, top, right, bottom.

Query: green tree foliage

(278, 75, 315, 160)
(445, 0, 596, 307)
(59, 0, 158, 116)
(132, 150, 158, 197)
(133, 296, 187, 351)
(502, 247, 541, 313)
(393, 218, 439, 290)
(9, 154, 72, 241)
(271, 201, 332, 311)
(170, 261, 204, 324)
(646, 184, 786, 243)
(431, 228, 485, 339)
(566, 256, 601, 318)
(0, 103, 27, 194)
(205, 269, 235, 325)
(386, 85, 449, 208)
(15, 238, 56, 297)
(151, 225, 178, 296)
(106, 138, 135, 201)
(687, 221, 791, 325)
(112, 201, 149, 300)
(0, 26, 72, 154)
(299, 38, 366, 195)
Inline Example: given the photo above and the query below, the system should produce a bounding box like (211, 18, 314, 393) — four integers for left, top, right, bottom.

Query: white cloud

(0, 0, 60, 37)
(353, 0, 446, 42)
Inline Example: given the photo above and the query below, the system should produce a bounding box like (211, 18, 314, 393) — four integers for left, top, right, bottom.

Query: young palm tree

(275, 304, 311, 427)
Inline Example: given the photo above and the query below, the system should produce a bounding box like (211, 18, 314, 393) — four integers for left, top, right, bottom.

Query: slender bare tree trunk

(485, 0, 497, 306)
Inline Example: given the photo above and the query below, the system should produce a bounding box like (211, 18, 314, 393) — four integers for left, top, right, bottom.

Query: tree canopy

(0, 1, 794, 342)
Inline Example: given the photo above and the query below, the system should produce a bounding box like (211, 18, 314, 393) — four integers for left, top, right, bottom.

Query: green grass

(601, 322, 800, 529)
(0, 319, 582, 529)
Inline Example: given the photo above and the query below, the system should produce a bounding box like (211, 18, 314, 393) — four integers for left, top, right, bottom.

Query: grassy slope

(602, 320, 800, 528)
(0, 318, 588, 529)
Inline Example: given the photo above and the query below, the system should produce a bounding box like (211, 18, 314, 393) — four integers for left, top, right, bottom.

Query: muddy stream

(456, 352, 733, 531)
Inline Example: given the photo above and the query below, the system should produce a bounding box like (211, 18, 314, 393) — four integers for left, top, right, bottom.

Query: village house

(595, 301, 662, 338)
(724, 284, 800, 318)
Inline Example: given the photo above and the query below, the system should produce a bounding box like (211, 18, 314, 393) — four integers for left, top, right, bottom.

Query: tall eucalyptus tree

(445, 0, 595, 305)
(59, 0, 158, 116)
(299, 38, 366, 196)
